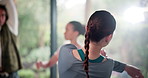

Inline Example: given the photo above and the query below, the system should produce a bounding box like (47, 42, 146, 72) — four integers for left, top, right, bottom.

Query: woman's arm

(36, 49, 60, 69)
(101, 50, 144, 78)
(40, 51, 59, 68)
(113, 61, 144, 78)
(125, 65, 144, 78)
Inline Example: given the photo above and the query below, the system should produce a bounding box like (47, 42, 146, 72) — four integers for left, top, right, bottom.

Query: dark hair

(69, 21, 85, 35)
(84, 10, 116, 78)
(0, 5, 8, 21)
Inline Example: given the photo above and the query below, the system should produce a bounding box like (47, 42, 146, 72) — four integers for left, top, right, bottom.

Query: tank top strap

(77, 49, 85, 61)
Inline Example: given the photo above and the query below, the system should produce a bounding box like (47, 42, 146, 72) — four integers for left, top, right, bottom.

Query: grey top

(58, 44, 126, 78)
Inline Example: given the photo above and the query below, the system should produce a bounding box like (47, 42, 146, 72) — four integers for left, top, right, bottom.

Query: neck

(83, 42, 102, 59)
(70, 38, 81, 49)
(90, 42, 102, 53)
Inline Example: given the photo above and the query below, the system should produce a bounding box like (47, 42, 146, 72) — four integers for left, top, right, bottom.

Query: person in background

(36, 21, 85, 69)
(0, 0, 22, 78)
(58, 10, 144, 78)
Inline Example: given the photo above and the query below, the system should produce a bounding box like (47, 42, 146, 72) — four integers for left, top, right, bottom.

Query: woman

(58, 10, 144, 78)
(36, 21, 85, 68)
(0, 0, 22, 78)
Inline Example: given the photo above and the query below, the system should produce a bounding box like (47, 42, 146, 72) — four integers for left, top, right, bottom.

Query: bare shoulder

(72, 50, 82, 61)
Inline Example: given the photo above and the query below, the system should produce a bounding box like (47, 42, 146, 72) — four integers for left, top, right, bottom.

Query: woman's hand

(125, 65, 144, 78)
(36, 61, 42, 69)
(100, 50, 107, 57)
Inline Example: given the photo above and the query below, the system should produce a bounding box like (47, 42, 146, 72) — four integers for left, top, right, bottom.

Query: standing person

(58, 10, 144, 78)
(0, 0, 22, 78)
(36, 21, 85, 68)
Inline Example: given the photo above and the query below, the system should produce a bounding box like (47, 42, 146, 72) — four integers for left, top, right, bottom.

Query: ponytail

(84, 31, 90, 78)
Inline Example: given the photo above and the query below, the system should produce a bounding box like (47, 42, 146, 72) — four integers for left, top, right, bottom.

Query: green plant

(18, 69, 35, 78)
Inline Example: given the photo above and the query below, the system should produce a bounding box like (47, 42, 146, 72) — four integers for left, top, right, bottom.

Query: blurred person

(58, 10, 144, 78)
(0, 0, 22, 78)
(36, 21, 85, 69)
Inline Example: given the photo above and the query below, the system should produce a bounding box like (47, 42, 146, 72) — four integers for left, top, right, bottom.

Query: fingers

(132, 74, 144, 78)
(138, 72, 144, 78)
(130, 70, 144, 78)
(100, 49, 107, 57)
(134, 70, 144, 78)
(125, 65, 144, 78)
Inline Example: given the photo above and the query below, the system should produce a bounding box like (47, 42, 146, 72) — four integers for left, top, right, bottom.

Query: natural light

(124, 6, 145, 24)
(64, 0, 86, 9)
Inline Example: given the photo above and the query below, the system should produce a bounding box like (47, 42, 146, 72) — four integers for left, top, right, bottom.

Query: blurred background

(15, 0, 148, 78)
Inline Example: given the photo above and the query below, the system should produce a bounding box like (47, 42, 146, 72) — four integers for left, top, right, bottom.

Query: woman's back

(58, 44, 114, 78)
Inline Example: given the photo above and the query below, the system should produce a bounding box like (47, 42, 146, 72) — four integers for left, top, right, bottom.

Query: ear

(105, 34, 113, 43)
